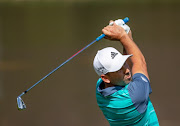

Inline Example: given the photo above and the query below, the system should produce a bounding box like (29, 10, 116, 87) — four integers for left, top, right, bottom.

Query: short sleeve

(128, 73, 152, 113)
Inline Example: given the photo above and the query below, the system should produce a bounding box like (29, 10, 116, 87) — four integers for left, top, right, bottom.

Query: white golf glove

(109, 19, 130, 34)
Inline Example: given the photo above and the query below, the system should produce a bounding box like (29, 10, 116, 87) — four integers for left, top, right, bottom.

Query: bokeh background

(0, 0, 180, 126)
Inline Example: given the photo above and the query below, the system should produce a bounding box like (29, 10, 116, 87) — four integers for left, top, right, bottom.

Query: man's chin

(115, 77, 132, 86)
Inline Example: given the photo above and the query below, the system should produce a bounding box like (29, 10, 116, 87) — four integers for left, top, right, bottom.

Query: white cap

(93, 47, 132, 76)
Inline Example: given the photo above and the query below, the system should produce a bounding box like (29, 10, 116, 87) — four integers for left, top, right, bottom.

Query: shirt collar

(97, 81, 124, 97)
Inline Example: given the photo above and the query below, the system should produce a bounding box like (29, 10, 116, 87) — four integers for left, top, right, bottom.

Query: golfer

(93, 20, 159, 126)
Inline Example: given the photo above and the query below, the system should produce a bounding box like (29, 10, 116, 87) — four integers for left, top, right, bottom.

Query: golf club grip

(96, 17, 129, 41)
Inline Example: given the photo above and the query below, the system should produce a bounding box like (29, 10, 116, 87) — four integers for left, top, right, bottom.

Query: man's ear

(101, 74, 110, 83)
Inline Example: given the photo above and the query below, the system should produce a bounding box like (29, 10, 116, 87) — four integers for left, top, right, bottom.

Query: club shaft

(23, 39, 98, 95)
(20, 17, 129, 96)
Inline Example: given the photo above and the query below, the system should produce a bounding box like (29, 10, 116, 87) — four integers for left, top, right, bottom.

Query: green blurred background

(0, 0, 180, 126)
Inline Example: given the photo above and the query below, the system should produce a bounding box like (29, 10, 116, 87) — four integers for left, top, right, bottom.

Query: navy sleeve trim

(128, 73, 152, 114)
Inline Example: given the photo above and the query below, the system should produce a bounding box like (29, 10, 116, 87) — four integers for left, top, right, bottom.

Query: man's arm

(123, 30, 133, 70)
(102, 22, 149, 80)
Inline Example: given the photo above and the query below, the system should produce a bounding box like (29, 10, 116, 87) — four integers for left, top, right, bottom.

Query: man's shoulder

(128, 73, 152, 113)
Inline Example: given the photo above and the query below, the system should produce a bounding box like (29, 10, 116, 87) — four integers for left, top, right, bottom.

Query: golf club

(17, 17, 129, 110)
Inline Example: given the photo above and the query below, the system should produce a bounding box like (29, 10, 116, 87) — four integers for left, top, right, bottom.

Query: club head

(17, 96, 26, 110)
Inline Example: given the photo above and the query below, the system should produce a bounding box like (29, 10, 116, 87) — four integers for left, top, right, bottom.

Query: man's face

(106, 62, 132, 86)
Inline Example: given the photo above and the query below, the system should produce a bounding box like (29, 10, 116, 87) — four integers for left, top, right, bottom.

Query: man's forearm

(120, 34, 149, 78)
(121, 34, 144, 60)
(123, 47, 132, 70)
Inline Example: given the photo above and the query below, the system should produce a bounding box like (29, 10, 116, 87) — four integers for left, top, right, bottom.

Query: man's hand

(102, 21, 128, 41)
(102, 20, 149, 80)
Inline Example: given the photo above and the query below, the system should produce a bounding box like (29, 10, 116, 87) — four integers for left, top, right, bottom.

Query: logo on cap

(111, 52, 118, 59)
(97, 67, 106, 74)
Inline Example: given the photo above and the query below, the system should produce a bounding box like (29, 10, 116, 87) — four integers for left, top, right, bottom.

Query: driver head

(17, 96, 26, 110)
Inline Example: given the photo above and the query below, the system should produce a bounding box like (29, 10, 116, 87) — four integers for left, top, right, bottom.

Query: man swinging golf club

(93, 19, 159, 126)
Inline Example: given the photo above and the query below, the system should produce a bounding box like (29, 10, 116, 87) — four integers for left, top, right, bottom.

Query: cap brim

(108, 54, 132, 73)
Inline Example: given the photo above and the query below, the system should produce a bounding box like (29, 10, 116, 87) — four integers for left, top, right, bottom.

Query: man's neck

(104, 81, 128, 88)
(104, 82, 115, 89)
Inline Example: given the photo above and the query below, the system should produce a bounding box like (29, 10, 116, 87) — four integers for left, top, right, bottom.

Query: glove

(109, 19, 130, 34)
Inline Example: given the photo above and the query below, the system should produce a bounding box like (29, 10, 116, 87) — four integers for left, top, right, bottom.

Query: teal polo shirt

(96, 73, 159, 126)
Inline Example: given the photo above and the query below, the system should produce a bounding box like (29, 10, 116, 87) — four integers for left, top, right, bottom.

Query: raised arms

(102, 21, 149, 80)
